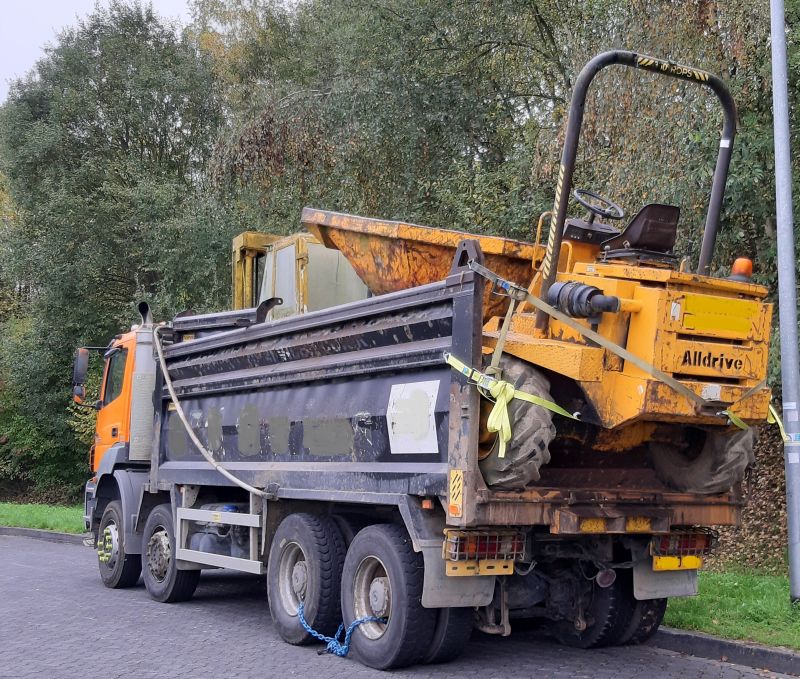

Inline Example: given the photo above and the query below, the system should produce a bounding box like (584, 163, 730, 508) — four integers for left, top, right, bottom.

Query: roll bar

(536, 50, 737, 330)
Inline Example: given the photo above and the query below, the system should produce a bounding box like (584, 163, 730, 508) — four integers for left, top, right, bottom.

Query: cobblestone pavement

(0, 536, 792, 679)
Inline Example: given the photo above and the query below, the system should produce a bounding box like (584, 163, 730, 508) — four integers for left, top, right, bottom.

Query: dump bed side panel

(151, 249, 484, 507)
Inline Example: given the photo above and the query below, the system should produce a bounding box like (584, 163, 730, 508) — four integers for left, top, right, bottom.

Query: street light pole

(770, 0, 800, 602)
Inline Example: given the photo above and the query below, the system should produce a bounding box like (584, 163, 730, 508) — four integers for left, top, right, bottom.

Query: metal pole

(770, 0, 800, 602)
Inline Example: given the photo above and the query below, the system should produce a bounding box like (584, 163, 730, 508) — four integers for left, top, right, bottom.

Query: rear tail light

(650, 527, 718, 557)
(443, 530, 525, 562)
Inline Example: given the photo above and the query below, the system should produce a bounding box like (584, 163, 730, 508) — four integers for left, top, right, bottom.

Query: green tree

(0, 1, 226, 493)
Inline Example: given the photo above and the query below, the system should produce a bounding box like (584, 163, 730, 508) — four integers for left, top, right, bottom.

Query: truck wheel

(553, 573, 627, 649)
(97, 500, 141, 588)
(608, 567, 666, 645)
(341, 524, 436, 669)
(479, 357, 556, 489)
(619, 596, 667, 645)
(422, 607, 474, 664)
(267, 513, 346, 645)
(331, 513, 369, 547)
(650, 427, 755, 494)
(141, 504, 199, 603)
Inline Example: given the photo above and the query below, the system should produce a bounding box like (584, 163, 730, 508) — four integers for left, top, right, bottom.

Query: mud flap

(632, 559, 698, 600)
(420, 546, 495, 608)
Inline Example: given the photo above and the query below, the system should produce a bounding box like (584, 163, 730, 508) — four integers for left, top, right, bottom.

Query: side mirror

(72, 348, 89, 405)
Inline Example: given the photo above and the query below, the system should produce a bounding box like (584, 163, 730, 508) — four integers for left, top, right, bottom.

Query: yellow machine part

(485, 260, 772, 429)
(242, 208, 773, 433)
(231, 231, 280, 309)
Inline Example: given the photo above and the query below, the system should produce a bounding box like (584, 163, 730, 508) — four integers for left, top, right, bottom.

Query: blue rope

(297, 602, 386, 657)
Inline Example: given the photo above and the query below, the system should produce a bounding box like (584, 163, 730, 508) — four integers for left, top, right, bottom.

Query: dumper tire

(650, 427, 755, 495)
(341, 524, 436, 669)
(553, 571, 628, 649)
(267, 513, 346, 645)
(479, 357, 556, 489)
(97, 500, 141, 589)
(141, 504, 200, 603)
(422, 607, 474, 664)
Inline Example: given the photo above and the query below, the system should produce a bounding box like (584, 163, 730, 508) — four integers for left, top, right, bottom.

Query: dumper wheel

(553, 571, 627, 649)
(650, 427, 755, 494)
(142, 504, 200, 603)
(341, 524, 436, 669)
(267, 513, 346, 645)
(422, 607, 474, 664)
(97, 500, 141, 588)
(479, 357, 556, 489)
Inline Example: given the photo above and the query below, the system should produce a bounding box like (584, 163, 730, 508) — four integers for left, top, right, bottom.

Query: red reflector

(652, 529, 718, 557)
(443, 530, 525, 561)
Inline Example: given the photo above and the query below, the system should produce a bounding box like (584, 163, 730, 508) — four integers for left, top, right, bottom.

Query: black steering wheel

(573, 188, 625, 224)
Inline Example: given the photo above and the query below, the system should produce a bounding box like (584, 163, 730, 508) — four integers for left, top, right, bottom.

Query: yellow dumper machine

(81, 51, 771, 670)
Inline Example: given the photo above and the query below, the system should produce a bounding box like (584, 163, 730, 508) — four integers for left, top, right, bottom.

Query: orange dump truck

(74, 51, 770, 670)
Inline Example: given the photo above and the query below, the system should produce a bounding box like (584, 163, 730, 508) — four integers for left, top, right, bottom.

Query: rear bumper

(469, 486, 741, 529)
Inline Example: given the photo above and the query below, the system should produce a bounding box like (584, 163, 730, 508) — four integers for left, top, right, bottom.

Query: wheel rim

(98, 521, 120, 570)
(352, 556, 391, 640)
(278, 542, 307, 617)
(146, 525, 171, 583)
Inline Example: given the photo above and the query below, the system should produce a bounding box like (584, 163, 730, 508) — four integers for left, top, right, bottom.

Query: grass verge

(665, 571, 800, 651)
(0, 502, 84, 533)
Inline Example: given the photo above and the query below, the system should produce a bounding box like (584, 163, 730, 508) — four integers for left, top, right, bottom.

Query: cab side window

(102, 348, 128, 406)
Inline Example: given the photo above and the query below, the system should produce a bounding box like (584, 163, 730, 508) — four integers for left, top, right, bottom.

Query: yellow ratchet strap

(768, 404, 790, 442)
(444, 352, 579, 459)
(721, 410, 749, 431)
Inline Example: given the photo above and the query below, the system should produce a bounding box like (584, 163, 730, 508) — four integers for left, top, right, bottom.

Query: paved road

(0, 535, 791, 679)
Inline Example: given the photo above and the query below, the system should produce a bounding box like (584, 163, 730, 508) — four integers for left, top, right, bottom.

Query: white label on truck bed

(387, 380, 440, 455)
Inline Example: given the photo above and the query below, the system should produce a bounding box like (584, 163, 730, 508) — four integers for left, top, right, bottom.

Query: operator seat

(600, 203, 680, 264)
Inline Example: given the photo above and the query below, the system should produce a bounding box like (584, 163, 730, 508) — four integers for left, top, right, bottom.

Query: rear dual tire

(552, 567, 666, 648)
(267, 513, 346, 645)
(269, 516, 471, 669)
(341, 524, 436, 669)
(423, 606, 474, 664)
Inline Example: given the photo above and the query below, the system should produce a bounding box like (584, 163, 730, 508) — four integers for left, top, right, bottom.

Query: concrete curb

(650, 627, 800, 676)
(0, 525, 89, 545)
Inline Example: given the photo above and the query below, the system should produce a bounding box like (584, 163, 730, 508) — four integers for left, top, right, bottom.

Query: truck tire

(650, 427, 755, 494)
(341, 524, 436, 669)
(142, 504, 200, 603)
(267, 513, 346, 645)
(331, 513, 369, 547)
(479, 357, 556, 489)
(422, 607, 474, 664)
(553, 573, 627, 649)
(619, 597, 667, 645)
(612, 568, 666, 645)
(97, 500, 141, 588)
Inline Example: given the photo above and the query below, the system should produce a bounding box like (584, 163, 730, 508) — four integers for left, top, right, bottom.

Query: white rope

(152, 325, 267, 498)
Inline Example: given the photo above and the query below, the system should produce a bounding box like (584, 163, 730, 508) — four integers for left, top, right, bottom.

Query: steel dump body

(151, 247, 485, 515)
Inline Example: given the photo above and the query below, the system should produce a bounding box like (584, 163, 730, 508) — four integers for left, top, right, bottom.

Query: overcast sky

(0, 1, 192, 104)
